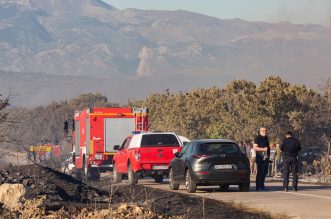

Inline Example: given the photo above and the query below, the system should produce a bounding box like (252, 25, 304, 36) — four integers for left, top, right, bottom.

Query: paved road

(137, 178, 331, 219)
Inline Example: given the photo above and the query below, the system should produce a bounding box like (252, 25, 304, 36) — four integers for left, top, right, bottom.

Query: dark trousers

(256, 158, 269, 190)
(283, 156, 298, 189)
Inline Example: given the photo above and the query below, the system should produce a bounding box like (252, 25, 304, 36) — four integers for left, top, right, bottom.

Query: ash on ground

(0, 165, 276, 219)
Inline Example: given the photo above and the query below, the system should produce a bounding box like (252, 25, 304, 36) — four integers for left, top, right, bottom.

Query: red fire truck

(71, 107, 149, 180)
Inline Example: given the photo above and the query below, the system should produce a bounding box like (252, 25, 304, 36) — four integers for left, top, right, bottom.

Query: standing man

(280, 131, 301, 191)
(253, 127, 270, 191)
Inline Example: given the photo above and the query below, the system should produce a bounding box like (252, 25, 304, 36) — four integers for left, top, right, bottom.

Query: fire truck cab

(71, 107, 148, 180)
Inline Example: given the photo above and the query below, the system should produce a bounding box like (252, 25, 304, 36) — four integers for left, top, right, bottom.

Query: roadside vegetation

(132, 76, 331, 176)
(132, 76, 330, 146)
(0, 76, 330, 174)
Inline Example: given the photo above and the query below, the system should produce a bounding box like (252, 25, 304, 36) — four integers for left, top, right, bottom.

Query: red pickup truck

(112, 132, 183, 185)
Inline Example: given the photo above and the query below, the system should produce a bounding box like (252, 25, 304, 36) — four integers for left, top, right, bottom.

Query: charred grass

(0, 165, 289, 218)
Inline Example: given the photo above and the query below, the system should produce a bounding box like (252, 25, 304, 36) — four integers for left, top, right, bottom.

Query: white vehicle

(178, 135, 190, 146)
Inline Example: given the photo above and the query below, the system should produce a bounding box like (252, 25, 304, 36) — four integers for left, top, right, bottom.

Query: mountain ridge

(0, 0, 330, 106)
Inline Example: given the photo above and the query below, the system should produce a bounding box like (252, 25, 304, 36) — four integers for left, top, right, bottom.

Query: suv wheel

(169, 168, 179, 190)
(113, 164, 122, 183)
(239, 181, 250, 192)
(185, 170, 196, 193)
(219, 184, 229, 191)
(128, 164, 138, 185)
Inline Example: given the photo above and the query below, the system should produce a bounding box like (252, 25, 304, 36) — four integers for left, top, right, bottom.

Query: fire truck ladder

(134, 108, 147, 132)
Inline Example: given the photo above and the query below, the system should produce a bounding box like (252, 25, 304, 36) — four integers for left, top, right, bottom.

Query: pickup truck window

(124, 137, 132, 149)
(141, 134, 180, 147)
(119, 138, 127, 150)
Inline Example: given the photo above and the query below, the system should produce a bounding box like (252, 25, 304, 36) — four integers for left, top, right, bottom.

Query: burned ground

(0, 165, 278, 218)
(104, 184, 274, 219)
(0, 164, 108, 211)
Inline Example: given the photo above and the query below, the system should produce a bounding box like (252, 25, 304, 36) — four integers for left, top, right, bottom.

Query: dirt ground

(0, 165, 280, 218)
(0, 148, 27, 169)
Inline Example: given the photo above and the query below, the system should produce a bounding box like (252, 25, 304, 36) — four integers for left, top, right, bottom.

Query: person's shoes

(261, 188, 270, 191)
(256, 188, 263, 192)
(293, 187, 298, 191)
(284, 188, 288, 192)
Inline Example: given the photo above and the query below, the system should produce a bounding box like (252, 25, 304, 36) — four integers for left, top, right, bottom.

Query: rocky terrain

(0, 164, 279, 218)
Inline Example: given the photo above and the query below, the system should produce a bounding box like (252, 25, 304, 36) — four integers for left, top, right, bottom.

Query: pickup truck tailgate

(139, 147, 181, 164)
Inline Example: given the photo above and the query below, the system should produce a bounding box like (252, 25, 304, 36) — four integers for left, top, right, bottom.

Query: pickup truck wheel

(83, 158, 91, 181)
(185, 170, 196, 193)
(169, 168, 179, 190)
(239, 181, 250, 192)
(128, 164, 138, 185)
(113, 164, 122, 183)
(154, 175, 164, 183)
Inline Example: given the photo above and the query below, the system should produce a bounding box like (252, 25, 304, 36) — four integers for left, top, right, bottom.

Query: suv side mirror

(114, 145, 120, 150)
(174, 151, 181, 158)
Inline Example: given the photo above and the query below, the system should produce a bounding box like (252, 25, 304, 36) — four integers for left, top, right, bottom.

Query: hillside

(0, 0, 330, 106)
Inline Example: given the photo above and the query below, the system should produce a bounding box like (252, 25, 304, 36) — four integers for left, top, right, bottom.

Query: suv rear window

(141, 134, 180, 147)
(199, 142, 241, 154)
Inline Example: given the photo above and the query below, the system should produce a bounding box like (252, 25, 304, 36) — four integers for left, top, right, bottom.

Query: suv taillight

(135, 152, 141, 162)
(192, 154, 209, 159)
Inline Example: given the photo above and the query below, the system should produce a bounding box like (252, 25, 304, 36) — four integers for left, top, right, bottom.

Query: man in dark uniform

(253, 127, 270, 191)
(280, 131, 301, 191)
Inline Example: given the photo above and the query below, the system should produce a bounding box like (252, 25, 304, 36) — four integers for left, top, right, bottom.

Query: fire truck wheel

(83, 158, 88, 177)
(128, 164, 138, 185)
(113, 164, 122, 183)
(154, 175, 164, 183)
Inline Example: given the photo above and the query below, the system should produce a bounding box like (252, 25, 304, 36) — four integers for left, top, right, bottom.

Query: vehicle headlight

(95, 153, 103, 160)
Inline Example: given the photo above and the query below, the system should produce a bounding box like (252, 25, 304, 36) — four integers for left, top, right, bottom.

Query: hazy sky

(105, 0, 331, 26)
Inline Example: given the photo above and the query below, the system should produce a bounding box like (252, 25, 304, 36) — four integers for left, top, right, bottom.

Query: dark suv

(169, 139, 250, 193)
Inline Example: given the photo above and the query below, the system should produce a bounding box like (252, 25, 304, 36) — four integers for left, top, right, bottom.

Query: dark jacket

(254, 135, 270, 159)
(280, 137, 301, 157)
